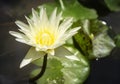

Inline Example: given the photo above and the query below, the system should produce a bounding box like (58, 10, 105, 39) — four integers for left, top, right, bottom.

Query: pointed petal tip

(32, 8, 35, 11)
(73, 26, 81, 31)
(9, 31, 16, 37)
(20, 58, 32, 68)
(32, 8, 37, 15)
(77, 26, 81, 30)
(9, 31, 17, 36)
(15, 20, 21, 25)
(9, 31, 13, 34)
(54, 7, 57, 12)
(25, 16, 29, 20)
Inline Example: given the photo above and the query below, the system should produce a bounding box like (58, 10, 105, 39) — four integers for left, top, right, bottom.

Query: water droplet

(96, 58, 99, 61)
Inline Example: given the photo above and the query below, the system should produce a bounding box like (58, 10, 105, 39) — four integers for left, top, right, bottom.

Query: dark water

(0, 0, 120, 84)
(84, 6, 120, 84)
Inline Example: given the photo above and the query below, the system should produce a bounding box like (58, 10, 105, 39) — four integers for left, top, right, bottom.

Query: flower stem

(29, 54, 48, 83)
(59, 0, 65, 10)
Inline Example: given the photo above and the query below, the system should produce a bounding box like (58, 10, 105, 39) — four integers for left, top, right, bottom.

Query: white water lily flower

(9, 8, 80, 68)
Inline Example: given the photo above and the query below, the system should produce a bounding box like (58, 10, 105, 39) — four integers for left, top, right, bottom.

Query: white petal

(18, 29, 28, 35)
(39, 7, 44, 21)
(20, 58, 32, 68)
(15, 38, 27, 44)
(56, 12, 62, 27)
(54, 27, 80, 47)
(32, 8, 39, 23)
(53, 40, 65, 49)
(20, 47, 46, 68)
(25, 16, 34, 29)
(55, 47, 68, 57)
(15, 21, 29, 32)
(9, 31, 26, 39)
(39, 8, 49, 25)
(64, 27, 81, 40)
(55, 46, 72, 57)
(10, 7, 81, 55)
(25, 16, 38, 36)
(18, 29, 35, 41)
(59, 18, 73, 33)
(47, 49, 55, 56)
(50, 8, 57, 24)
(55, 46, 79, 61)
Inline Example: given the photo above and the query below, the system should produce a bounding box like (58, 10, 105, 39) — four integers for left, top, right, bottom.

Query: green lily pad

(74, 19, 115, 59)
(39, 0, 97, 20)
(60, 46, 89, 84)
(30, 46, 89, 84)
(92, 32, 115, 58)
(115, 34, 120, 47)
(105, 0, 120, 11)
(73, 20, 93, 57)
(31, 57, 64, 84)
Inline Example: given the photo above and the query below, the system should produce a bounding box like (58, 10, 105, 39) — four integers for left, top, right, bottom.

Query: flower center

(35, 30, 55, 46)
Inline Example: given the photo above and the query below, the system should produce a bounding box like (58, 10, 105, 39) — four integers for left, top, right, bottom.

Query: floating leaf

(91, 20, 115, 58)
(74, 28, 92, 57)
(39, 0, 97, 20)
(73, 20, 93, 58)
(60, 46, 89, 84)
(92, 33, 115, 58)
(115, 34, 120, 47)
(105, 0, 120, 11)
(30, 46, 89, 84)
(74, 19, 115, 59)
(31, 58, 64, 84)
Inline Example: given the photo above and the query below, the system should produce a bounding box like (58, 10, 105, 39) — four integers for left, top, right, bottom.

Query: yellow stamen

(35, 29, 55, 46)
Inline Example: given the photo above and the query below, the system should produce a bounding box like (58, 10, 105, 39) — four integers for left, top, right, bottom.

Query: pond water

(0, 0, 120, 84)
